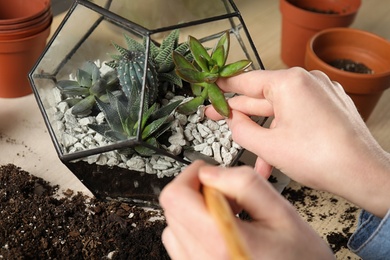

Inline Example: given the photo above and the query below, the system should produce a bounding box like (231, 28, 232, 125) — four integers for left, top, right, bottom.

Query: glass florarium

(29, 0, 266, 205)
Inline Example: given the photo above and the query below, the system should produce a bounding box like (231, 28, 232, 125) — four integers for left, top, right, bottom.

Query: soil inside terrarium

(329, 59, 373, 74)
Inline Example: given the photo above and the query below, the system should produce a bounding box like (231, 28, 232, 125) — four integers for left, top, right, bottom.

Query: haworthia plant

(56, 61, 120, 116)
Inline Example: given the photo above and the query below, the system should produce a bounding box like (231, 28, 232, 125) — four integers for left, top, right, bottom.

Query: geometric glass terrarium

(29, 0, 265, 205)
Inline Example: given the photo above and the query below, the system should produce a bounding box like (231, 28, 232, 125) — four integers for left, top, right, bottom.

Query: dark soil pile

(0, 164, 170, 259)
(1, 163, 356, 258)
(329, 59, 373, 74)
(282, 185, 359, 255)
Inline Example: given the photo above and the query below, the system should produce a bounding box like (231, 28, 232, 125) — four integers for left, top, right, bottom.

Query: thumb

(199, 165, 290, 223)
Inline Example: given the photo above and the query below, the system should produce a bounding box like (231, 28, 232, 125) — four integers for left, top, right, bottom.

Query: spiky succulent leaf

(148, 40, 160, 60)
(160, 30, 179, 52)
(219, 60, 252, 77)
(135, 138, 158, 156)
(95, 96, 123, 133)
(142, 116, 169, 140)
(155, 30, 178, 72)
(175, 42, 190, 56)
(149, 100, 181, 122)
(159, 72, 183, 88)
(124, 34, 145, 52)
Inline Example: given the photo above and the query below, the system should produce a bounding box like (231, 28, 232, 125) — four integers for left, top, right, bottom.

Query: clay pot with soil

(304, 27, 390, 121)
(279, 0, 361, 67)
(0, 0, 52, 98)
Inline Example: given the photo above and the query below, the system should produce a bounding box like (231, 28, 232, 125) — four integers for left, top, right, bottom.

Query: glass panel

(92, 0, 235, 30)
(30, 0, 261, 162)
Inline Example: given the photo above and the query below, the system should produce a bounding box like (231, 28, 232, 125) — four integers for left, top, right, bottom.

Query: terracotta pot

(0, 8, 52, 31)
(0, 24, 51, 98)
(304, 28, 390, 121)
(0, 0, 51, 25)
(280, 0, 361, 67)
(0, 15, 52, 41)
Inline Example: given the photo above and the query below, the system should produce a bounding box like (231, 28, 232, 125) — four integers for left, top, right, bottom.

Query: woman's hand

(160, 161, 333, 259)
(160, 160, 334, 260)
(206, 68, 390, 218)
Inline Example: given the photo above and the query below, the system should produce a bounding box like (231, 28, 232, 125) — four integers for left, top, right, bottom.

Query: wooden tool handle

(203, 185, 251, 260)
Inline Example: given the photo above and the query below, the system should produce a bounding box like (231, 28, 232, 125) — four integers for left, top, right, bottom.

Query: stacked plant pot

(279, 0, 361, 67)
(0, 0, 52, 98)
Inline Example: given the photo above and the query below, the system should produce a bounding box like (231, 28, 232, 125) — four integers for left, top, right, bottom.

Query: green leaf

(191, 84, 203, 96)
(176, 96, 206, 115)
(90, 78, 107, 95)
(57, 80, 89, 96)
(209, 64, 220, 74)
(77, 68, 92, 87)
(189, 36, 211, 72)
(211, 45, 225, 68)
(86, 62, 101, 84)
(71, 95, 95, 116)
(150, 100, 181, 122)
(219, 60, 252, 77)
(142, 116, 168, 140)
(172, 51, 197, 70)
(95, 96, 123, 132)
(175, 68, 218, 83)
(159, 72, 183, 88)
(140, 103, 158, 131)
(211, 31, 229, 66)
(135, 138, 157, 156)
(207, 83, 230, 117)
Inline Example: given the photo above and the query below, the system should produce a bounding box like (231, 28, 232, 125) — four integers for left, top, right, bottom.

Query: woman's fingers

(205, 95, 274, 120)
(198, 165, 291, 225)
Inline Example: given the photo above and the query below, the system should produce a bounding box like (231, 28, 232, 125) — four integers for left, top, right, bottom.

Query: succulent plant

(106, 45, 159, 105)
(89, 91, 181, 157)
(56, 61, 120, 116)
(172, 31, 252, 117)
(107, 30, 192, 98)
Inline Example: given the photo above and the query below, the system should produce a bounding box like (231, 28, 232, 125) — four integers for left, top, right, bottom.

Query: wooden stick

(203, 185, 251, 260)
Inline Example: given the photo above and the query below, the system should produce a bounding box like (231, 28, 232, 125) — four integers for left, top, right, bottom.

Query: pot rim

(306, 27, 390, 79)
(0, 9, 51, 31)
(0, 0, 51, 25)
(0, 13, 52, 40)
(280, 0, 362, 18)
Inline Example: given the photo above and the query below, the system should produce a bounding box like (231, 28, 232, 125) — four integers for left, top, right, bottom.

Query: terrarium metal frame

(29, 0, 266, 205)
